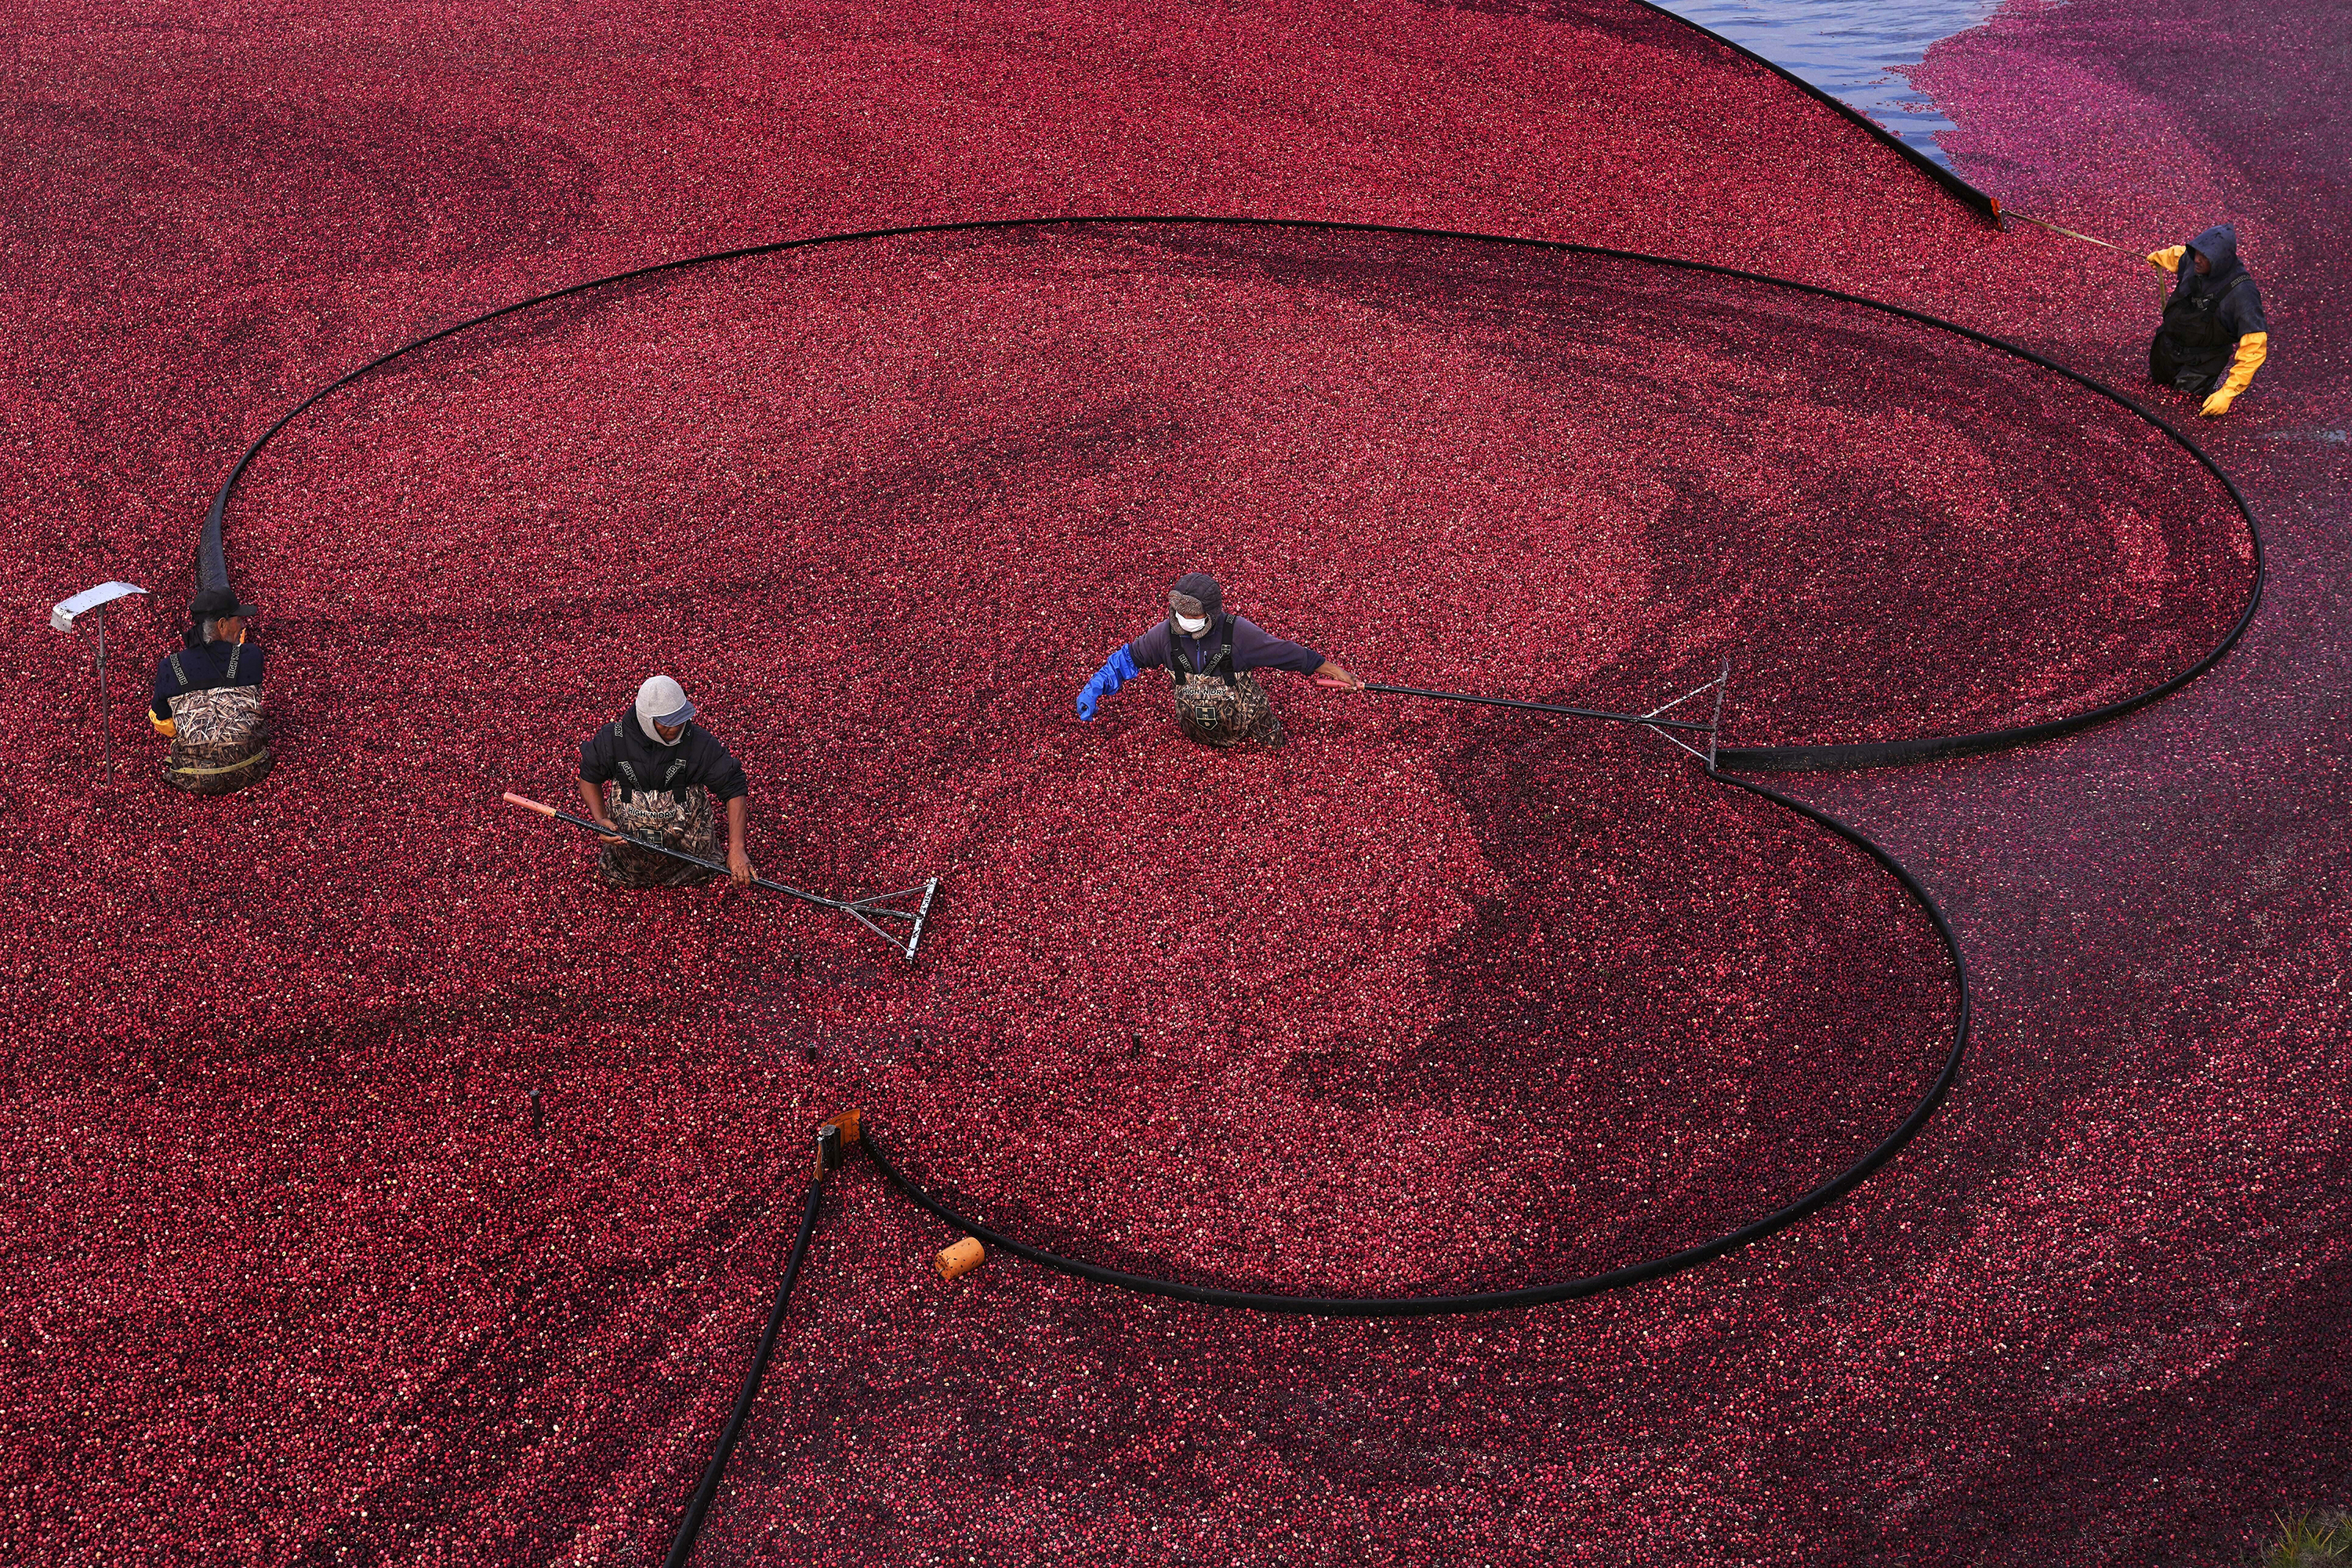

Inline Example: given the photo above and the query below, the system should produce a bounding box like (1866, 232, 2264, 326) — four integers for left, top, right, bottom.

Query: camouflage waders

(1172, 669, 1287, 748)
(161, 645, 273, 796)
(597, 783, 720, 888)
(1167, 613, 1287, 748)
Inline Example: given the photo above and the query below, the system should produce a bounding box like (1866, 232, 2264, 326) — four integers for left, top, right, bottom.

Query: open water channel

(1646, 0, 2004, 169)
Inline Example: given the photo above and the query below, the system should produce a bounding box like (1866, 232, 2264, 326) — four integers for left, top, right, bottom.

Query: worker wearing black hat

(150, 586, 271, 794)
(2147, 223, 2269, 416)
(1076, 572, 1364, 747)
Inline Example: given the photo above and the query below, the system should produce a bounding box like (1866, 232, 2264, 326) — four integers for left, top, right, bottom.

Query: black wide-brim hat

(189, 586, 261, 622)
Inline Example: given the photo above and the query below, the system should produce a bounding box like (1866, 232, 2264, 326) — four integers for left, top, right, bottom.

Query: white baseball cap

(635, 674, 695, 732)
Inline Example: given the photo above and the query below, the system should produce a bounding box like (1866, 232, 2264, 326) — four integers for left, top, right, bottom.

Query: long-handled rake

(501, 793, 940, 961)
(1326, 662, 1732, 769)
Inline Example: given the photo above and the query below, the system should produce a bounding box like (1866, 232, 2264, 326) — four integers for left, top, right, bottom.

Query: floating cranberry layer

(229, 223, 2250, 754)
(206, 222, 1986, 1295)
(2, 0, 2342, 1560)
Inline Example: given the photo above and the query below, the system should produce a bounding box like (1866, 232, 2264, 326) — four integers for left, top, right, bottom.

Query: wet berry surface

(0, 0, 2339, 1563)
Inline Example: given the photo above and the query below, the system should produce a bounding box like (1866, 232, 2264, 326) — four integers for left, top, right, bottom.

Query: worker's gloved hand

(2204, 332, 2266, 419)
(1076, 645, 1141, 721)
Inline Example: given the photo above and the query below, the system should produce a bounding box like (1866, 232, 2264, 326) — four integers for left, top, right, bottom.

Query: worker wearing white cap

(575, 675, 755, 888)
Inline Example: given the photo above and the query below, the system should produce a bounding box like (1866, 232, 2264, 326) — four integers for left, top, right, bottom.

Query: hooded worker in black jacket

(1075, 571, 1363, 747)
(2147, 223, 2268, 417)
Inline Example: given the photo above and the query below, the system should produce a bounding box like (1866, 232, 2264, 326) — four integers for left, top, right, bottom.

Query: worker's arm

(1076, 643, 1144, 720)
(2147, 245, 2187, 274)
(724, 796, 753, 887)
(576, 778, 622, 844)
(687, 737, 756, 885)
(2202, 332, 2268, 416)
(1228, 617, 1327, 676)
(151, 662, 176, 736)
(575, 725, 626, 843)
(1225, 620, 1363, 692)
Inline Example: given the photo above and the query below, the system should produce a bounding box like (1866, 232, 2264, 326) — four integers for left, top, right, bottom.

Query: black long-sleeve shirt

(151, 633, 264, 720)
(579, 708, 750, 802)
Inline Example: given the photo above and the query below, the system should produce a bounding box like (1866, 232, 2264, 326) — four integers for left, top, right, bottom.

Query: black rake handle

(1356, 681, 1716, 732)
(502, 791, 852, 909)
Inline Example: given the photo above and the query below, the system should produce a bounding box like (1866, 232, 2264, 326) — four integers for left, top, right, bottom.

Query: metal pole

(521, 797, 853, 909)
(95, 604, 111, 774)
(1707, 659, 1729, 775)
(1363, 682, 1716, 732)
(498, 793, 940, 959)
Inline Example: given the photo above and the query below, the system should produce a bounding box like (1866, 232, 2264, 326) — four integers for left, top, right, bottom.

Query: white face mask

(1174, 613, 1210, 636)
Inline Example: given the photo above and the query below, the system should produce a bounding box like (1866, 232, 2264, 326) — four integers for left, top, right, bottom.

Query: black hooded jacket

(2166, 223, 2267, 340)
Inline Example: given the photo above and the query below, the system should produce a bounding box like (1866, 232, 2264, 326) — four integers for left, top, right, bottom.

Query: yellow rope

(2005, 210, 2125, 249)
(167, 747, 272, 780)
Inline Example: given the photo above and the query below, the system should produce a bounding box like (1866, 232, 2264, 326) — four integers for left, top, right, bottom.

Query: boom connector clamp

(811, 1109, 862, 1181)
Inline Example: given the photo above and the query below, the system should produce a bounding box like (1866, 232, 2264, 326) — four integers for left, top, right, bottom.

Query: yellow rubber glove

(151, 713, 177, 738)
(2147, 245, 2187, 274)
(2201, 332, 2268, 416)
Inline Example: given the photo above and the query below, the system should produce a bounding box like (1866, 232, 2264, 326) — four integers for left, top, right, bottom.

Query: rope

(2003, 210, 2127, 249)
(1363, 681, 1715, 732)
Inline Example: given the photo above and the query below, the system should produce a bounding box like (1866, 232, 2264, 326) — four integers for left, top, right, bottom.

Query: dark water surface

(1648, 0, 2002, 169)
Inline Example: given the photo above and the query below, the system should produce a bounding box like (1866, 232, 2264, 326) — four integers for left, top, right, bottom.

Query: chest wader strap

(169, 643, 245, 695)
(614, 753, 692, 804)
(604, 721, 634, 800)
(2164, 272, 2251, 339)
(1166, 615, 1240, 690)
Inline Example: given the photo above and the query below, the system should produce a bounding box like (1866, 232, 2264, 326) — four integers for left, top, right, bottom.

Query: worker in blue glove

(1076, 572, 1363, 748)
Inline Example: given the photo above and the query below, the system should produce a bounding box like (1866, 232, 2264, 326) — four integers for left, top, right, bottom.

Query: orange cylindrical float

(935, 1236, 985, 1280)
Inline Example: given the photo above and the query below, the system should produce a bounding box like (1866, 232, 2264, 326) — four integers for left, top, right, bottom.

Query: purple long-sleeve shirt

(1125, 616, 1324, 678)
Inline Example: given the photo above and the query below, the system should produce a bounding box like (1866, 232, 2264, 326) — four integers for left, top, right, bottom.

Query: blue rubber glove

(1076, 645, 1141, 720)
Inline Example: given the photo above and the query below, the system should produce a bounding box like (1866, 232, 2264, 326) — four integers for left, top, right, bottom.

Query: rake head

(833, 878, 942, 963)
